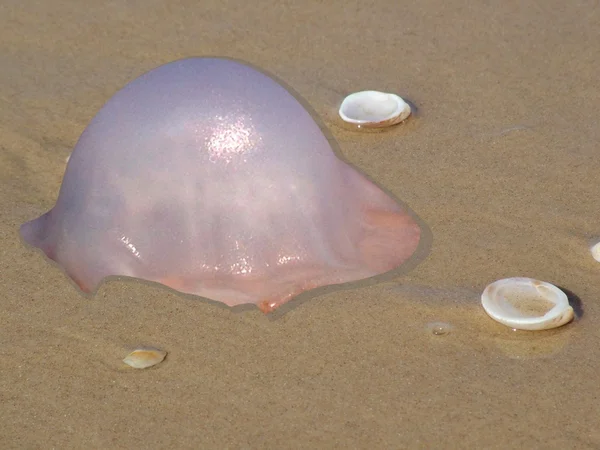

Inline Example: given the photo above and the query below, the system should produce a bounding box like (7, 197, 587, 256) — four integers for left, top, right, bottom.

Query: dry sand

(1, 1, 600, 448)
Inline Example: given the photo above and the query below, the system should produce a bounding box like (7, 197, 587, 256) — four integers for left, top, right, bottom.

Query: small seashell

(481, 277, 574, 331)
(123, 347, 167, 369)
(425, 321, 453, 336)
(339, 90, 411, 128)
(591, 242, 600, 262)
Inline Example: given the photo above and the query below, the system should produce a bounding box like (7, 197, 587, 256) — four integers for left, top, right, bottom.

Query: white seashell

(123, 347, 167, 369)
(339, 90, 411, 128)
(591, 242, 600, 262)
(481, 277, 574, 331)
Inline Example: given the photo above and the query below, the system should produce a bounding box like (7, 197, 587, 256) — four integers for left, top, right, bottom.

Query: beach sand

(1, 1, 599, 448)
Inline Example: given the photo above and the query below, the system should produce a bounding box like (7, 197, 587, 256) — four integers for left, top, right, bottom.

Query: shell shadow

(557, 285, 584, 319)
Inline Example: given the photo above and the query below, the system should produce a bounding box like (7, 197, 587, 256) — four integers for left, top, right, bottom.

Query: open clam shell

(481, 277, 574, 331)
(591, 242, 600, 262)
(339, 90, 411, 128)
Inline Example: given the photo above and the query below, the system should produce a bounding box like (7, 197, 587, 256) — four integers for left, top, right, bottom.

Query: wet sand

(1, 1, 599, 448)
